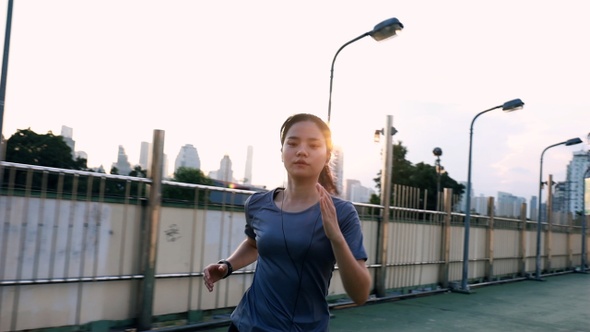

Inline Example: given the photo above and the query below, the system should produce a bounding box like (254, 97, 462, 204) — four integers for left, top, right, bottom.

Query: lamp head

(433, 147, 443, 157)
(370, 17, 404, 41)
(374, 129, 382, 142)
(501, 98, 524, 112)
(565, 137, 583, 146)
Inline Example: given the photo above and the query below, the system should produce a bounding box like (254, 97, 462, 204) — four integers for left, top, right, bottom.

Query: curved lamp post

(534, 137, 583, 280)
(460, 98, 525, 293)
(327, 17, 403, 123)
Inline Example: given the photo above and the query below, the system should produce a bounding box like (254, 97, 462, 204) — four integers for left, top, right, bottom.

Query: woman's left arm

(317, 184, 371, 305)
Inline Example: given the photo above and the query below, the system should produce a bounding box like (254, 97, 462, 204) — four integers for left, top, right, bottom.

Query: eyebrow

(286, 136, 322, 142)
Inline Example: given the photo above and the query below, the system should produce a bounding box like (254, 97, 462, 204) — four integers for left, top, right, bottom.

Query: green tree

(129, 165, 147, 178)
(6, 128, 87, 169)
(173, 167, 213, 185)
(3, 128, 94, 196)
(163, 167, 213, 204)
(372, 141, 464, 210)
(372, 141, 415, 191)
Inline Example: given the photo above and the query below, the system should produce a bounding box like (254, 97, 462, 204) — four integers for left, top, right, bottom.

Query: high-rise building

(344, 179, 360, 201)
(60, 125, 87, 161)
(244, 145, 253, 184)
(529, 196, 538, 221)
(211, 154, 233, 182)
(566, 150, 590, 214)
(552, 182, 567, 213)
(174, 144, 201, 173)
(139, 141, 150, 170)
(345, 179, 374, 203)
(60, 125, 75, 158)
(112, 145, 132, 176)
(331, 145, 344, 197)
(496, 191, 526, 218)
(163, 153, 170, 179)
(473, 194, 488, 215)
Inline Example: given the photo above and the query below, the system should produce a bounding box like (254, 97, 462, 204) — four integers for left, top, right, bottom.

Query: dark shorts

(228, 322, 239, 332)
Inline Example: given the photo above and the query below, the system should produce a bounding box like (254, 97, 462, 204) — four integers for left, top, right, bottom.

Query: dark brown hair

(279, 113, 339, 195)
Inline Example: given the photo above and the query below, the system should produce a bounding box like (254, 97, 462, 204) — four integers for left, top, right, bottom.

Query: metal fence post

(138, 129, 165, 330)
(519, 202, 527, 277)
(486, 196, 495, 281)
(440, 188, 453, 288)
(545, 174, 554, 274)
(375, 115, 393, 298)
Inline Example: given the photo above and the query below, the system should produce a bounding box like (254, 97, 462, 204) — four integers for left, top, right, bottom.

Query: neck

(279, 182, 320, 212)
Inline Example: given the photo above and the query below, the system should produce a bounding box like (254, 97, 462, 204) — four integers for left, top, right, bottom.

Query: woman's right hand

(203, 263, 229, 292)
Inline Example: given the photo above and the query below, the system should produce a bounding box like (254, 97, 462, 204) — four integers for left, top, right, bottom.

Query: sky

(0, 0, 589, 200)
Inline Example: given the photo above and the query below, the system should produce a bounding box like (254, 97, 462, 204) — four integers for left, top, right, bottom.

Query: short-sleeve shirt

(230, 188, 367, 332)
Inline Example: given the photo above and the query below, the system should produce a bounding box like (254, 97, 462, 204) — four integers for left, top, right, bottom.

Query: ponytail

(319, 164, 338, 195)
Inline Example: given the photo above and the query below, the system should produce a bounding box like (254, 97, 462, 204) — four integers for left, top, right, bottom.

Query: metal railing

(0, 161, 587, 332)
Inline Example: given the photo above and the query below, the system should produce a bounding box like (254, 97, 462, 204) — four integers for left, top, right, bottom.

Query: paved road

(193, 273, 590, 332)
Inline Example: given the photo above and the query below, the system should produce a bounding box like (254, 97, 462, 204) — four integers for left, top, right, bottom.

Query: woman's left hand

(317, 183, 343, 241)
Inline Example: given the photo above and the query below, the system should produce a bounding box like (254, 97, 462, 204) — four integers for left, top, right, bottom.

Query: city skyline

(1, 1, 589, 201)
(35, 124, 587, 205)
(62, 129, 588, 218)
(4, 121, 585, 214)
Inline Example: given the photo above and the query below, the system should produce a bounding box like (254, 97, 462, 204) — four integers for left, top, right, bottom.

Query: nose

(296, 148, 308, 157)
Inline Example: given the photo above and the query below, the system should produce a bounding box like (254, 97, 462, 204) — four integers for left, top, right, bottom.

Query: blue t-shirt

(230, 188, 367, 332)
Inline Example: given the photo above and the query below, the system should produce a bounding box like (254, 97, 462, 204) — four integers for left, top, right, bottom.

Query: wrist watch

(217, 259, 233, 279)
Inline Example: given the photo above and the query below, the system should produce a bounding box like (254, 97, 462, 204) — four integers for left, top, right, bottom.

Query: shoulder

(245, 188, 280, 210)
(330, 196, 357, 217)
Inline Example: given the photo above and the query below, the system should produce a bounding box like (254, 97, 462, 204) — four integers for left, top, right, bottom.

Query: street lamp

(433, 147, 443, 211)
(327, 17, 403, 123)
(534, 137, 583, 280)
(460, 98, 525, 293)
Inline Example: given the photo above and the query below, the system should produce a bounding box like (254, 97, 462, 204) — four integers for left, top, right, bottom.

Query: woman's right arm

(203, 236, 258, 292)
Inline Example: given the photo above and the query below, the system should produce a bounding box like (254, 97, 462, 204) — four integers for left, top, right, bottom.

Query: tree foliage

(173, 167, 213, 185)
(6, 128, 87, 169)
(372, 141, 465, 210)
(163, 167, 214, 204)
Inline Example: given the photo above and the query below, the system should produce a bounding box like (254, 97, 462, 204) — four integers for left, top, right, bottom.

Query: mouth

(293, 160, 309, 166)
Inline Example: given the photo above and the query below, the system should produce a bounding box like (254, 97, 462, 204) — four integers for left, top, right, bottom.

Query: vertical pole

(486, 196, 495, 281)
(566, 211, 573, 270)
(0, 0, 13, 152)
(375, 115, 393, 298)
(436, 157, 441, 211)
(535, 150, 546, 280)
(461, 129, 474, 292)
(582, 174, 589, 272)
(519, 202, 527, 277)
(0, 0, 14, 162)
(440, 188, 452, 288)
(138, 129, 165, 330)
(545, 174, 554, 273)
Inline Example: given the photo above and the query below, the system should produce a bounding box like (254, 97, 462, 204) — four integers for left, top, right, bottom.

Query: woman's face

(281, 120, 329, 181)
